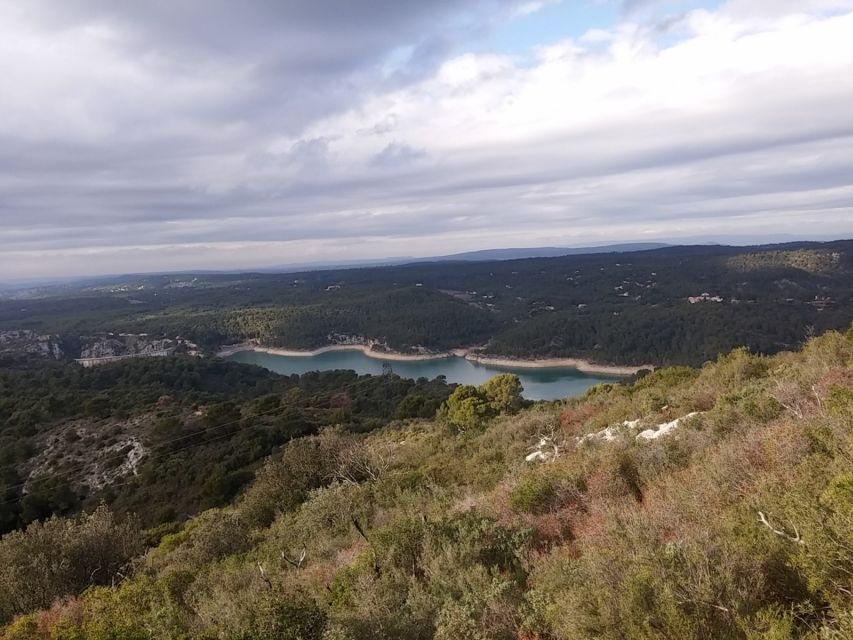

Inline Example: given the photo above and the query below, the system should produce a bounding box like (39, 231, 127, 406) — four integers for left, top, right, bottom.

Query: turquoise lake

(223, 349, 622, 401)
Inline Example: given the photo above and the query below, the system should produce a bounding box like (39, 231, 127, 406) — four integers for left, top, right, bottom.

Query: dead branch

(812, 384, 824, 415)
(335, 442, 392, 484)
(256, 560, 272, 588)
(352, 516, 370, 542)
(281, 548, 307, 569)
(772, 381, 811, 419)
(757, 511, 804, 545)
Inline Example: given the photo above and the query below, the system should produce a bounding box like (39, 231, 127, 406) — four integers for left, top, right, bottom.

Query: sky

(2, 0, 853, 280)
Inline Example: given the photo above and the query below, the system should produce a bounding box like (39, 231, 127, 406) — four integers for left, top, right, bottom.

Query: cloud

(371, 143, 427, 167)
(514, 1, 561, 17)
(1, 1, 853, 279)
(621, 0, 660, 15)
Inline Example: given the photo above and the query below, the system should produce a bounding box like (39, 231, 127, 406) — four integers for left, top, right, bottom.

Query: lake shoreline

(463, 354, 652, 376)
(217, 342, 455, 363)
(216, 342, 651, 376)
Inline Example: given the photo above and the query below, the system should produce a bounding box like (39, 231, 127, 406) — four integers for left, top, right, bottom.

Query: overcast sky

(2, 0, 853, 279)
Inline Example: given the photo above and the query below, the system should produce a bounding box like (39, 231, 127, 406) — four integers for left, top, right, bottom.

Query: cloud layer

(2, 0, 853, 278)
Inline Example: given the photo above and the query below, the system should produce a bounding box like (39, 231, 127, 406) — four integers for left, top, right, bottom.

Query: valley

(5, 2, 852, 636)
(0, 241, 851, 639)
(2, 240, 852, 368)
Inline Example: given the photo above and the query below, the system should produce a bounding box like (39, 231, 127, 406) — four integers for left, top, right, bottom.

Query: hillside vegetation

(2, 240, 852, 367)
(0, 357, 453, 534)
(1, 325, 852, 639)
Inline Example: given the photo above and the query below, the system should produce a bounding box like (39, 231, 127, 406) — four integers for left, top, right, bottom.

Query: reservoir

(223, 349, 623, 401)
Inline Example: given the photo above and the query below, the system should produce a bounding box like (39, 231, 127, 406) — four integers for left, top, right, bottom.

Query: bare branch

(352, 516, 370, 542)
(257, 560, 272, 588)
(758, 511, 804, 544)
(334, 441, 392, 484)
(281, 548, 307, 569)
(812, 384, 824, 415)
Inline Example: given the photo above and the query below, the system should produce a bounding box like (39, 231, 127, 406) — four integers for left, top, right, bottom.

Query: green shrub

(510, 473, 556, 514)
(0, 505, 143, 625)
(242, 589, 326, 640)
(826, 386, 853, 415)
(441, 385, 491, 431)
(0, 615, 39, 640)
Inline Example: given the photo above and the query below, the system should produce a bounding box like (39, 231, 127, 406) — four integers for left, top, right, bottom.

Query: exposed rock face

(75, 333, 201, 366)
(0, 330, 63, 359)
(577, 414, 704, 446)
(79, 334, 176, 359)
(26, 418, 149, 493)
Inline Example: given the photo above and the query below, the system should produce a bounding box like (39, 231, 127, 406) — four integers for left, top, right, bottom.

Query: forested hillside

(0, 356, 453, 535)
(1, 325, 852, 639)
(2, 240, 852, 366)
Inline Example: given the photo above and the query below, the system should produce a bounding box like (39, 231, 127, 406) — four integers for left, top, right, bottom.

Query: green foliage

(509, 472, 556, 514)
(2, 325, 853, 640)
(81, 574, 190, 640)
(235, 588, 326, 640)
(442, 385, 491, 431)
(820, 474, 853, 514)
(441, 374, 524, 431)
(0, 505, 142, 625)
(0, 359, 453, 534)
(3, 241, 852, 369)
(0, 615, 40, 640)
(726, 249, 842, 274)
(825, 385, 853, 415)
(238, 434, 340, 528)
(481, 373, 524, 414)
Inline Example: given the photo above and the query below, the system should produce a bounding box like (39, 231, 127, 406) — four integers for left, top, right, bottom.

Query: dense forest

(2, 240, 852, 366)
(0, 356, 454, 535)
(0, 324, 851, 638)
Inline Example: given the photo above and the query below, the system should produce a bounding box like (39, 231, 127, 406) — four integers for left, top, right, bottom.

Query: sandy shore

(216, 342, 454, 362)
(217, 342, 651, 375)
(462, 354, 652, 376)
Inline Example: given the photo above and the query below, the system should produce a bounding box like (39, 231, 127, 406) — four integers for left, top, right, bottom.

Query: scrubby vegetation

(1, 325, 851, 639)
(0, 357, 453, 534)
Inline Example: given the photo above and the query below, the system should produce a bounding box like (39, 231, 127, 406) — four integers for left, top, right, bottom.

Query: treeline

(0, 357, 454, 534)
(485, 301, 851, 365)
(218, 288, 500, 351)
(1, 240, 852, 364)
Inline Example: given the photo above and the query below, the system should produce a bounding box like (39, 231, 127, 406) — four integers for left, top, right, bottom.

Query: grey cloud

(1, 1, 521, 231)
(621, 0, 662, 16)
(370, 143, 427, 167)
(2, 2, 853, 279)
(25, 0, 512, 80)
(362, 115, 399, 136)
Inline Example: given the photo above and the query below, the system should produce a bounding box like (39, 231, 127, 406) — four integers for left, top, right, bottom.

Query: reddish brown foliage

(691, 390, 717, 412)
(329, 392, 352, 410)
(558, 405, 599, 436)
(816, 366, 853, 394)
(36, 597, 83, 637)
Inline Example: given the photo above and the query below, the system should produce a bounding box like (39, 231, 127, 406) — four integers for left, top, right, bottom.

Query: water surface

(224, 349, 622, 401)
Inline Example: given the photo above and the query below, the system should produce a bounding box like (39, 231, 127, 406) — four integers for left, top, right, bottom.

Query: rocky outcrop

(75, 333, 200, 367)
(0, 330, 63, 359)
(79, 334, 176, 359)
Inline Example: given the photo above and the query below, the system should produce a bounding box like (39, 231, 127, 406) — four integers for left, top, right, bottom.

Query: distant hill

(415, 242, 670, 263)
(0, 243, 669, 290)
(261, 243, 670, 272)
(3, 238, 851, 368)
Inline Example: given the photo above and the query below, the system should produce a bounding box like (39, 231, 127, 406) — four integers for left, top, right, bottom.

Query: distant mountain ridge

(0, 243, 670, 290)
(423, 242, 670, 263)
(5, 238, 851, 290)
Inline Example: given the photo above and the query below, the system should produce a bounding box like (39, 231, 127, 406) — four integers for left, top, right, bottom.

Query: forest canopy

(2, 240, 851, 367)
